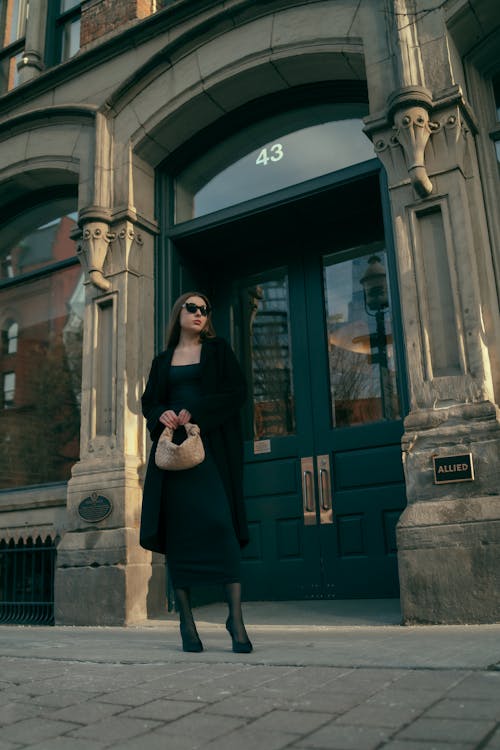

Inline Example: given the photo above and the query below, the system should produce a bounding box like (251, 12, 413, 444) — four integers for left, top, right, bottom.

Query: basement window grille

(0, 535, 57, 625)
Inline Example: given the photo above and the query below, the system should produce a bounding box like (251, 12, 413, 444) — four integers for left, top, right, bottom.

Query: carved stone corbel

(74, 222, 115, 291)
(393, 106, 439, 198)
(114, 222, 144, 275)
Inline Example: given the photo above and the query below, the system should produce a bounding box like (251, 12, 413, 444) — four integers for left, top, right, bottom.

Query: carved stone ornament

(393, 106, 440, 198)
(17, 49, 44, 73)
(115, 223, 144, 275)
(76, 222, 115, 291)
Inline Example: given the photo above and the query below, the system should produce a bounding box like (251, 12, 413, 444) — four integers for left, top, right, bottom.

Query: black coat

(140, 336, 249, 554)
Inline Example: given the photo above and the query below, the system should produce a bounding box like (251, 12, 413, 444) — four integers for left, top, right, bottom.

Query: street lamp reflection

(360, 255, 392, 419)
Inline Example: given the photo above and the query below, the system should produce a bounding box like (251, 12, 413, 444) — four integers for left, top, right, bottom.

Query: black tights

(174, 582, 249, 642)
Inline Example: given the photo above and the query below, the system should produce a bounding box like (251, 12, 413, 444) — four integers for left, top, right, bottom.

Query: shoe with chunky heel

(180, 623, 203, 653)
(226, 616, 253, 654)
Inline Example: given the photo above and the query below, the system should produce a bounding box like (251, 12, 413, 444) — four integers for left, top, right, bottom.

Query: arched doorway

(158, 97, 408, 600)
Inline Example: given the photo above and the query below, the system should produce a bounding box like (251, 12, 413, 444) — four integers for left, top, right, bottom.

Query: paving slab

(0, 600, 498, 750)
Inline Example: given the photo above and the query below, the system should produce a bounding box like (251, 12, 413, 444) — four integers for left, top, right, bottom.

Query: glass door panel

(312, 242, 406, 598)
(234, 269, 296, 441)
(323, 245, 401, 429)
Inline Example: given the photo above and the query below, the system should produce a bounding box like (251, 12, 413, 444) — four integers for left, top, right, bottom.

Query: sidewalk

(0, 600, 499, 750)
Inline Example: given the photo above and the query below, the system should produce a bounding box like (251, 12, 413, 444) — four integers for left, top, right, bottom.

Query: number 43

(256, 143, 284, 165)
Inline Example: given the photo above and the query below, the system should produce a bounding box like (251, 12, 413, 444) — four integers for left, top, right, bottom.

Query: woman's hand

(159, 410, 179, 429)
(177, 409, 192, 426)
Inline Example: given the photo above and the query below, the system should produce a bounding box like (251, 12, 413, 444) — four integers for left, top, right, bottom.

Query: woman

(140, 292, 252, 654)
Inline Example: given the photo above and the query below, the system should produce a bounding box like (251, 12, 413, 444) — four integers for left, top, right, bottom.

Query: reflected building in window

(325, 249, 400, 428)
(239, 273, 295, 441)
(0, 211, 83, 489)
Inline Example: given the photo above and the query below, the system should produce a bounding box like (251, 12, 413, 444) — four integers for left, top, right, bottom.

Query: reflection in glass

(60, 0, 80, 11)
(493, 74, 500, 121)
(2, 372, 15, 407)
(236, 271, 295, 440)
(1, 51, 22, 91)
(0, 211, 78, 279)
(176, 104, 373, 221)
(0, 210, 82, 489)
(2, 0, 28, 45)
(61, 16, 80, 60)
(324, 247, 400, 428)
(3, 320, 18, 353)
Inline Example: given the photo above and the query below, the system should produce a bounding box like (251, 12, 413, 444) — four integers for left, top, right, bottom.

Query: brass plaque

(78, 493, 112, 522)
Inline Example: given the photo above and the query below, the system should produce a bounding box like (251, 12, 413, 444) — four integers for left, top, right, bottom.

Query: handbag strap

(161, 422, 200, 440)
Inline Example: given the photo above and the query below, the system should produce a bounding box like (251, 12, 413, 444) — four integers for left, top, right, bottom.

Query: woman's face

(179, 296, 210, 337)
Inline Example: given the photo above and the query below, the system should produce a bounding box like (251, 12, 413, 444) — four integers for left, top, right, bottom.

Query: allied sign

(433, 454, 474, 484)
(78, 493, 113, 522)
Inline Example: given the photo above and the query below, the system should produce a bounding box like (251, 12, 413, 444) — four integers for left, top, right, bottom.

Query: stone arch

(108, 5, 369, 224)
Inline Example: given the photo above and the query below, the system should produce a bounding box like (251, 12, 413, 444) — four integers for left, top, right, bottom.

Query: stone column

(17, 0, 47, 85)
(54, 211, 166, 625)
(363, 1, 500, 623)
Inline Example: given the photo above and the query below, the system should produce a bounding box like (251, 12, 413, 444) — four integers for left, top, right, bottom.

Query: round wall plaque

(78, 493, 112, 523)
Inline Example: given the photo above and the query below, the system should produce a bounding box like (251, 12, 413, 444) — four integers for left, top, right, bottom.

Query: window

(46, 0, 81, 66)
(175, 103, 374, 221)
(494, 74, 500, 121)
(2, 372, 15, 408)
(0, 0, 28, 93)
(0, 0, 28, 45)
(0, 198, 83, 489)
(2, 320, 18, 354)
(1, 254, 13, 278)
(492, 73, 500, 177)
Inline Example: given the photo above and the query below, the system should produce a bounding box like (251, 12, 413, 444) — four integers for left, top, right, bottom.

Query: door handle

(301, 457, 316, 526)
(317, 454, 333, 525)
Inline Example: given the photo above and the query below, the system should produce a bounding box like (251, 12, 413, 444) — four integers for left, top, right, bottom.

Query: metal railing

(0, 536, 57, 625)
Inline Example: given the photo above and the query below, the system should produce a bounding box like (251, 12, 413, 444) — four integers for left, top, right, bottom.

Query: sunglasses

(182, 302, 211, 316)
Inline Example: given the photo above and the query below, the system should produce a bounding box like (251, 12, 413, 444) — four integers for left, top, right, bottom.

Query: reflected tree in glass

(0, 213, 82, 489)
(324, 248, 400, 428)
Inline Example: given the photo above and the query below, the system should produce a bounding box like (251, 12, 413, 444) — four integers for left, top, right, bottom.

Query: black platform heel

(226, 616, 253, 654)
(180, 623, 203, 653)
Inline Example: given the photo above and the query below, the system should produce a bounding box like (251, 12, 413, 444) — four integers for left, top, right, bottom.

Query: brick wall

(80, 0, 156, 47)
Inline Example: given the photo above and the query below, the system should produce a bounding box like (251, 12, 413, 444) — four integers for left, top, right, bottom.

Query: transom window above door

(175, 103, 374, 222)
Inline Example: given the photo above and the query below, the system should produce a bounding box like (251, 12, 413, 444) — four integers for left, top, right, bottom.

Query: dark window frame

(0, 37, 24, 94)
(0, 0, 28, 93)
(2, 318, 19, 354)
(45, 0, 81, 67)
(489, 72, 500, 172)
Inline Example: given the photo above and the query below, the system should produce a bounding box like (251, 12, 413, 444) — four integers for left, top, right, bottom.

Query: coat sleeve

(141, 356, 168, 442)
(190, 339, 247, 433)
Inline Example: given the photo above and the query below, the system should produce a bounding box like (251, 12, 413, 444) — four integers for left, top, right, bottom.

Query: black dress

(163, 363, 241, 588)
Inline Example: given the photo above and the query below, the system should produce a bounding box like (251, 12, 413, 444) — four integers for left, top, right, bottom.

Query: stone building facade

(0, 0, 499, 625)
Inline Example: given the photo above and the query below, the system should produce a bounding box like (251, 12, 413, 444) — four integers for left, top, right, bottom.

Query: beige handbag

(155, 423, 205, 471)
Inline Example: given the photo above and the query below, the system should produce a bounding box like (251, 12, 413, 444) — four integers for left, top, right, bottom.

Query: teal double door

(174, 167, 407, 599)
